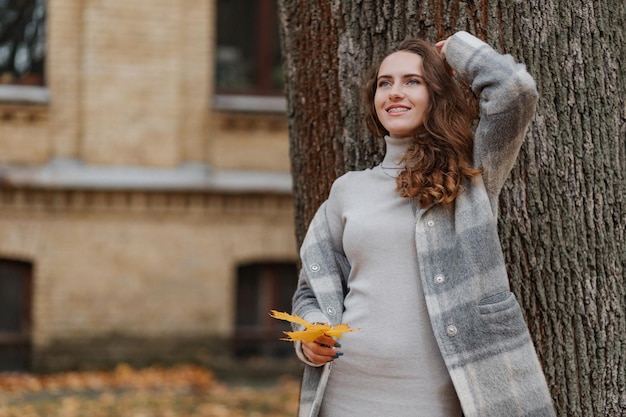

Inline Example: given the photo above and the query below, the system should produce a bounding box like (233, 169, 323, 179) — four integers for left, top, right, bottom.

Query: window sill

(213, 94, 286, 114)
(0, 85, 50, 105)
(0, 159, 292, 194)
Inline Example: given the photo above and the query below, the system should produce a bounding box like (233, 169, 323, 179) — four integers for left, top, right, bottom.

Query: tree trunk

(278, 1, 625, 416)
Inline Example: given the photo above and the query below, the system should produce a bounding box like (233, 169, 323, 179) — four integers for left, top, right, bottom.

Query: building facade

(0, 0, 299, 372)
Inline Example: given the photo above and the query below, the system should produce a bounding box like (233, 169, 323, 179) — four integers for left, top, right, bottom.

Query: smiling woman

(365, 37, 481, 209)
(289, 31, 555, 417)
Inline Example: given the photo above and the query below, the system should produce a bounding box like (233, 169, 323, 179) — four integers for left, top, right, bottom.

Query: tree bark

(278, 1, 625, 415)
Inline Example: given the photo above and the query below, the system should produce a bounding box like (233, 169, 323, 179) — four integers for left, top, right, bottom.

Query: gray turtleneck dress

(319, 135, 462, 417)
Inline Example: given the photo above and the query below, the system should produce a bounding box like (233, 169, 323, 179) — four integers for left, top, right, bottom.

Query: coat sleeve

(291, 201, 349, 366)
(291, 210, 329, 367)
(445, 32, 538, 208)
(292, 202, 337, 325)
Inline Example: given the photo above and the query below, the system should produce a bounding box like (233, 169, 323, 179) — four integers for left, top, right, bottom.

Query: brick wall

(0, 0, 296, 371)
(0, 188, 296, 371)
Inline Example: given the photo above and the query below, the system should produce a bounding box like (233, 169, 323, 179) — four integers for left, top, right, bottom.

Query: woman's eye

(407, 78, 420, 85)
(378, 80, 391, 88)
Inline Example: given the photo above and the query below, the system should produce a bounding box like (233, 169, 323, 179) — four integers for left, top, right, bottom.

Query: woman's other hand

(436, 37, 455, 77)
(435, 38, 448, 55)
(301, 334, 343, 365)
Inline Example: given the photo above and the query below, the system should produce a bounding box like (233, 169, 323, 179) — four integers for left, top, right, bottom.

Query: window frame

(214, 0, 285, 113)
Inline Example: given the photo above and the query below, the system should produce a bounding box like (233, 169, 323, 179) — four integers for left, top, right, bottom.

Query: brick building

(0, 0, 299, 372)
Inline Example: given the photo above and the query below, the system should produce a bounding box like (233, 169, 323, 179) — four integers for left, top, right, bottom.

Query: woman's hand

(301, 334, 343, 365)
(435, 38, 449, 55)
(436, 38, 455, 77)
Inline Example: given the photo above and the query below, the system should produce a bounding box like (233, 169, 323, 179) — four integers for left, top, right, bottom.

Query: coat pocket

(478, 291, 517, 314)
(477, 291, 528, 341)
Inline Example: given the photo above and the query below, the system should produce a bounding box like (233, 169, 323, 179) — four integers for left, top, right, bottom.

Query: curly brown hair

(365, 38, 482, 208)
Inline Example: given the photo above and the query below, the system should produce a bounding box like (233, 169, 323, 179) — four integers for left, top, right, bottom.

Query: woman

(291, 31, 555, 417)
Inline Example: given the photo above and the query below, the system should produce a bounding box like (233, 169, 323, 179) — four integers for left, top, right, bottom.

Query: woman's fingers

(435, 38, 449, 54)
(436, 38, 455, 76)
(302, 335, 343, 365)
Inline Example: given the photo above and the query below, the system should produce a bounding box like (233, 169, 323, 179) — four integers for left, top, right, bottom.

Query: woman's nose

(389, 86, 404, 100)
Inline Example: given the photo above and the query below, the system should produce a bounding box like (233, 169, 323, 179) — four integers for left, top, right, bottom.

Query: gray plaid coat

(292, 32, 556, 417)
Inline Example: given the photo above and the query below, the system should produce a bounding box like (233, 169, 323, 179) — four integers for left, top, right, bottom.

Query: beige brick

(210, 113, 290, 172)
(46, 0, 82, 158)
(80, 0, 183, 166)
(0, 110, 50, 163)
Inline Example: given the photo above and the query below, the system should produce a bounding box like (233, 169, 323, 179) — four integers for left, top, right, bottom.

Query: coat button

(427, 220, 435, 227)
(435, 274, 445, 284)
(446, 325, 458, 337)
(310, 263, 320, 272)
(326, 307, 336, 316)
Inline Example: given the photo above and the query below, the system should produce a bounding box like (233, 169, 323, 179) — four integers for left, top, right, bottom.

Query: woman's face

(374, 51, 430, 138)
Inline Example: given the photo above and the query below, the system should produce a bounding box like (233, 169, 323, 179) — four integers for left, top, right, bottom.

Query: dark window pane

(233, 262, 297, 358)
(0, 274, 22, 332)
(235, 265, 261, 327)
(0, 259, 32, 371)
(0, 0, 46, 86)
(0, 260, 31, 332)
(216, 0, 283, 95)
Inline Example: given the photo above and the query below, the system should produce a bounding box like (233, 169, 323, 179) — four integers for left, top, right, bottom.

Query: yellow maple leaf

(269, 310, 359, 342)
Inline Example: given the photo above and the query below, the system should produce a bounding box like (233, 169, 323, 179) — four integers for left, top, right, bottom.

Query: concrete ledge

(0, 159, 293, 194)
(0, 85, 50, 105)
(213, 94, 286, 114)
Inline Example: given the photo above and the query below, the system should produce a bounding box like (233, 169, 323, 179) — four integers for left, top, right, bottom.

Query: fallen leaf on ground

(0, 365, 299, 417)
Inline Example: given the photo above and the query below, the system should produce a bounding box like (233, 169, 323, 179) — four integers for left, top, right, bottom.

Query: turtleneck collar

(381, 135, 412, 168)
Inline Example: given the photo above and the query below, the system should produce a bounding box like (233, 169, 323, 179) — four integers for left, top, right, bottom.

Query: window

(215, 0, 283, 101)
(0, 0, 46, 86)
(233, 262, 297, 358)
(0, 259, 33, 371)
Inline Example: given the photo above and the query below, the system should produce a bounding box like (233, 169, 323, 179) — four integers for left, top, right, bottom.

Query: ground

(0, 364, 301, 417)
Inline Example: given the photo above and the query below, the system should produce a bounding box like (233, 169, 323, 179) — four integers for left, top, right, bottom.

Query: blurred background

(0, 0, 300, 381)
